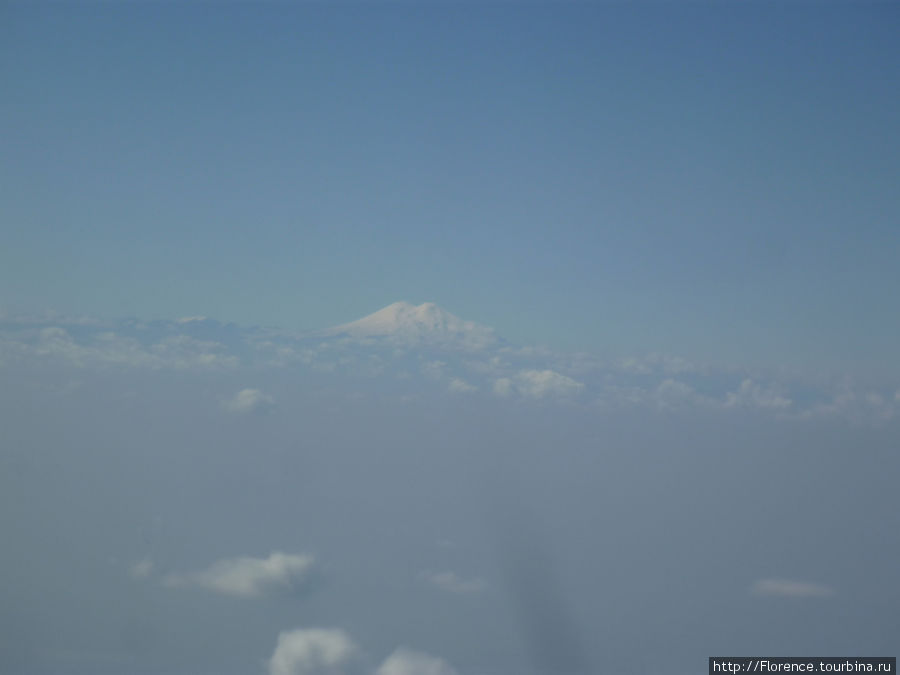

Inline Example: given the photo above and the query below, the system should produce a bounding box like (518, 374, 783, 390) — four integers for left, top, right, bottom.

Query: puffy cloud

(751, 579, 834, 598)
(516, 370, 584, 398)
(376, 649, 459, 675)
(447, 378, 477, 393)
(265, 630, 458, 675)
(493, 370, 583, 399)
(224, 388, 275, 414)
(725, 379, 792, 410)
(164, 552, 315, 598)
(268, 628, 359, 675)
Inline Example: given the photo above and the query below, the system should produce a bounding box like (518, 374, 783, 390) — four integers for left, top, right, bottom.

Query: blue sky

(2, 1, 899, 372)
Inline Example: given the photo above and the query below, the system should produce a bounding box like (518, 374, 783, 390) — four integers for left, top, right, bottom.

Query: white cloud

(447, 378, 477, 393)
(751, 578, 834, 598)
(493, 370, 583, 399)
(376, 648, 459, 675)
(725, 379, 792, 410)
(419, 570, 487, 594)
(224, 388, 276, 414)
(164, 552, 315, 598)
(16, 326, 239, 369)
(653, 379, 700, 408)
(129, 558, 154, 579)
(797, 389, 895, 423)
(268, 628, 359, 675)
(265, 630, 458, 675)
(516, 369, 584, 398)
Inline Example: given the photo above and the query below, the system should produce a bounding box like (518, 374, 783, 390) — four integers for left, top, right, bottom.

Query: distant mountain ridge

(322, 301, 497, 350)
(3, 304, 894, 420)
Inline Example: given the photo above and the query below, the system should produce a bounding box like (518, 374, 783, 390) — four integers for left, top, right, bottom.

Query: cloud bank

(2, 308, 897, 423)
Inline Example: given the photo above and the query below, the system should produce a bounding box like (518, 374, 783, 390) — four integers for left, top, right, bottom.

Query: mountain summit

(325, 302, 496, 350)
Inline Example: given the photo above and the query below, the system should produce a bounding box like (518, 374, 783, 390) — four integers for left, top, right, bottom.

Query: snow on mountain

(323, 302, 497, 350)
(4, 304, 882, 415)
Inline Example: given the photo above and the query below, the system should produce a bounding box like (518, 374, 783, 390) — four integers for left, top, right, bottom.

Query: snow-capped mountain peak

(325, 302, 496, 350)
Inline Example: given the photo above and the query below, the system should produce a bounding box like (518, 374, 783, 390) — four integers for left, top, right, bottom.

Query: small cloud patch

(225, 388, 276, 414)
(726, 379, 792, 410)
(164, 552, 316, 598)
(493, 370, 584, 399)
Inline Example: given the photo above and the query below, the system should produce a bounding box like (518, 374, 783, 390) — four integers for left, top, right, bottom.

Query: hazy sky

(3, 2, 899, 373)
(2, 4, 899, 675)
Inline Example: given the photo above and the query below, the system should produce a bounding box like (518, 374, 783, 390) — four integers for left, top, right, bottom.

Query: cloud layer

(2, 310, 897, 423)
